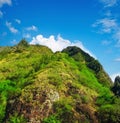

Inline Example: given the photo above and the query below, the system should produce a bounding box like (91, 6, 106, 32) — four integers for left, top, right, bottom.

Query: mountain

(0, 39, 120, 123)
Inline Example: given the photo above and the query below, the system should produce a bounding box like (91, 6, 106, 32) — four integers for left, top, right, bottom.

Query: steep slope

(0, 40, 120, 123)
(62, 46, 112, 87)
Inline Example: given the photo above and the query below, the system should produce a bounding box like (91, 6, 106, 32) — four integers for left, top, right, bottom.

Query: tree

(15, 39, 29, 52)
(17, 39, 29, 47)
(112, 76, 120, 96)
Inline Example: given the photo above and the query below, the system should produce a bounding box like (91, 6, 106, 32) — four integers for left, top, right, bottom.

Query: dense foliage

(112, 76, 120, 97)
(0, 40, 119, 123)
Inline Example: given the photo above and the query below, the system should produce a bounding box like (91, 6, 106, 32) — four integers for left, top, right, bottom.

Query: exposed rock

(6, 84, 60, 123)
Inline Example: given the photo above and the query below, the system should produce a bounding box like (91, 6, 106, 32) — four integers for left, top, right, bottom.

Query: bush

(0, 91, 7, 122)
(98, 104, 120, 123)
(9, 113, 26, 123)
(43, 115, 61, 123)
(53, 99, 73, 122)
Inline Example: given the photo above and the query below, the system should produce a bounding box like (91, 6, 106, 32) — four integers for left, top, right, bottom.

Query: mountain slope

(62, 46, 112, 87)
(0, 40, 120, 123)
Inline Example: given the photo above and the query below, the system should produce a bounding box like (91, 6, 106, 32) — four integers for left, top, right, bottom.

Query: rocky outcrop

(6, 84, 59, 123)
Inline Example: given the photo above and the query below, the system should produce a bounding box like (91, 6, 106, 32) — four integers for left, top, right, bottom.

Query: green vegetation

(112, 76, 120, 97)
(0, 40, 119, 123)
(8, 113, 26, 123)
(43, 115, 61, 123)
(98, 102, 120, 123)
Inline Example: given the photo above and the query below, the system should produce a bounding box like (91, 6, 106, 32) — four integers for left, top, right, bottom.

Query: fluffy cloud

(110, 73, 120, 82)
(93, 18, 117, 33)
(0, 10, 3, 18)
(99, 0, 117, 7)
(15, 19, 21, 24)
(30, 34, 96, 58)
(0, 0, 12, 8)
(26, 25, 38, 31)
(6, 21, 18, 34)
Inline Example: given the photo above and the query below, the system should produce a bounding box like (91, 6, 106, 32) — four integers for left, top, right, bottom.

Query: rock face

(1, 42, 120, 123)
(7, 83, 60, 123)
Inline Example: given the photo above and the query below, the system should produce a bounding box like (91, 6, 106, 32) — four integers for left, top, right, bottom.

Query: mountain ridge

(0, 39, 120, 123)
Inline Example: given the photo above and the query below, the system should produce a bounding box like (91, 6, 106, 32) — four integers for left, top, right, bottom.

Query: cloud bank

(30, 34, 96, 58)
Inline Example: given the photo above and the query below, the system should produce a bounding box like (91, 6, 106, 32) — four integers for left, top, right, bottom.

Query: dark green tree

(112, 76, 120, 96)
(17, 39, 29, 47)
(87, 60, 102, 73)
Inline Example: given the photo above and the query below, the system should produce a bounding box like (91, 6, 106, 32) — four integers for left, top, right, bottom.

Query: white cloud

(110, 73, 120, 82)
(15, 19, 21, 24)
(0, 10, 3, 18)
(30, 34, 96, 58)
(26, 25, 38, 31)
(93, 18, 117, 33)
(0, 0, 12, 8)
(23, 33, 31, 39)
(99, 0, 117, 7)
(114, 58, 120, 62)
(93, 18, 120, 47)
(6, 21, 18, 34)
(93, 0, 120, 47)
(102, 40, 111, 45)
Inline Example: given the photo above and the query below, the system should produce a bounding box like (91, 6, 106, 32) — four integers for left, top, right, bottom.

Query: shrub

(53, 99, 73, 122)
(9, 113, 26, 123)
(43, 115, 61, 123)
(98, 104, 120, 123)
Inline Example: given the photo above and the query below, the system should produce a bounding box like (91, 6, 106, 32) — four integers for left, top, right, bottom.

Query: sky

(0, 0, 120, 81)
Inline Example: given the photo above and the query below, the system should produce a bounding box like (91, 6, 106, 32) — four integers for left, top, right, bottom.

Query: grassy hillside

(0, 40, 120, 123)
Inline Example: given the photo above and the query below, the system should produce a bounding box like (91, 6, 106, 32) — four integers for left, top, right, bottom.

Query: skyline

(0, 0, 120, 81)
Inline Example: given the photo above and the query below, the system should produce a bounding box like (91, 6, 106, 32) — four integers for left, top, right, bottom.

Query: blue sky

(0, 0, 120, 81)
